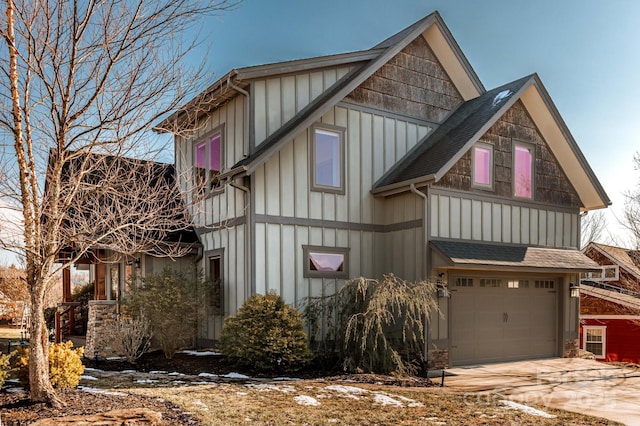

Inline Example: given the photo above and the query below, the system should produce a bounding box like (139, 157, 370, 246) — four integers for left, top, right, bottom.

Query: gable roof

(372, 73, 610, 211)
(581, 283, 640, 311)
(372, 75, 532, 191)
(585, 242, 640, 279)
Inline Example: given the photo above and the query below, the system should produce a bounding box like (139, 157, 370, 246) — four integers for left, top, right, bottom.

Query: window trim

(193, 124, 225, 194)
(302, 245, 349, 278)
(512, 140, 535, 199)
(583, 325, 606, 359)
(205, 248, 224, 315)
(471, 142, 494, 191)
(310, 123, 345, 194)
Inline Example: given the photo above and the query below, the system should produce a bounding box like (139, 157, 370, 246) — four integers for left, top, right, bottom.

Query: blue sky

(195, 0, 640, 244)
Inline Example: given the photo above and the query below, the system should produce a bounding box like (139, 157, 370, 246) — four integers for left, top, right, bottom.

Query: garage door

(450, 277, 557, 365)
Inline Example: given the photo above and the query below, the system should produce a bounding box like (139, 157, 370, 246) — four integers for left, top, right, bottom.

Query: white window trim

(583, 325, 606, 359)
(471, 142, 494, 191)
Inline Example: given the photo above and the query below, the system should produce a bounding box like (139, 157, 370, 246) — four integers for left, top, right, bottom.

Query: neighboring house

(157, 11, 610, 367)
(580, 242, 640, 363)
(50, 151, 201, 357)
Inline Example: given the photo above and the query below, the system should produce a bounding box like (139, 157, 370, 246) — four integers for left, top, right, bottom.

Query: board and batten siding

(252, 66, 354, 146)
(198, 224, 247, 341)
(430, 190, 579, 249)
(252, 105, 431, 308)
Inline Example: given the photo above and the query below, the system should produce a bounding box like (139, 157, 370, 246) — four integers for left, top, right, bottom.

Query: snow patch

(150, 370, 168, 374)
(180, 350, 221, 356)
(121, 370, 137, 373)
(168, 372, 185, 376)
(294, 395, 321, 406)
(5, 387, 24, 394)
(272, 377, 301, 381)
(325, 385, 367, 395)
(492, 89, 512, 107)
(136, 379, 159, 384)
(198, 372, 219, 378)
(83, 367, 103, 373)
(500, 400, 556, 418)
(80, 375, 98, 381)
(78, 386, 127, 396)
(247, 383, 296, 393)
(374, 393, 404, 407)
(223, 372, 251, 379)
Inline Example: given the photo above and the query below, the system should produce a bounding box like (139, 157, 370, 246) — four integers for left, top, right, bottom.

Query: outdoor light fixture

(569, 282, 580, 298)
(436, 282, 449, 298)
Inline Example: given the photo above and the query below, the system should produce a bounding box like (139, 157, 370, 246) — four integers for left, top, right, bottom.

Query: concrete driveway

(444, 358, 640, 425)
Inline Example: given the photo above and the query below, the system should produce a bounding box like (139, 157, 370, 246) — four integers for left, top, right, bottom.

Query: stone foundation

(85, 300, 118, 359)
(427, 349, 449, 369)
(563, 338, 579, 358)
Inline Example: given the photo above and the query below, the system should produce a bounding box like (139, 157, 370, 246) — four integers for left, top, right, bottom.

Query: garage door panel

(451, 277, 558, 366)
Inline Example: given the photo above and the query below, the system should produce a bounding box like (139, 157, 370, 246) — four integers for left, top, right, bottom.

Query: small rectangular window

(193, 127, 224, 192)
(479, 278, 501, 288)
(454, 278, 473, 287)
(303, 245, 349, 278)
(513, 142, 534, 198)
(534, 280, 555, 289)
(207, 250, 224, 315)
(311, 125, 345, 193)
(583, 326, 606, 359)
(472, 143, 493, 190)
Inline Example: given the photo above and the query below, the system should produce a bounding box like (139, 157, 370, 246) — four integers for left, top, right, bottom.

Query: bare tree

(622, 154, 640, 250)
(0, 0, 234, 406)
(580, 210, 608, 249)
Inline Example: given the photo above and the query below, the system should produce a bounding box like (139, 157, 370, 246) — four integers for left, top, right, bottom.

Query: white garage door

(450, 277, 557, 366)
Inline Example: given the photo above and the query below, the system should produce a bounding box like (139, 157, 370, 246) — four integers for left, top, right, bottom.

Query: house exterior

(580, 242, 640, 363)
(157, 11, 610, 367)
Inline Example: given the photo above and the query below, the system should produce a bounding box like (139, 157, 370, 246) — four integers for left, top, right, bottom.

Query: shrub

(0, 353, 12, 387)
(219, 292, 312, 373)
(304, 274, 438, 376)
(14, 341, 85, 388)
(100, 315, 153, 364)
(125, 267, 207, 359)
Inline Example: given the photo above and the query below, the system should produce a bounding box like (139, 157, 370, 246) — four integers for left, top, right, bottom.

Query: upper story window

(311, 124, 345, 194)
(194, 126, 224, 192)
(472, 143, 493, 190)
(513, 141, 534, 199)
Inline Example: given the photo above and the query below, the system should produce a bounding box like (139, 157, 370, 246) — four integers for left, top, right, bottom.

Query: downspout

(410, 183, 431, 369)
(227, 73, 250, 158)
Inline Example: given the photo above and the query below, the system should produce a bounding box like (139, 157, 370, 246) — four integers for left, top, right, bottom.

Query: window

(454, 278, 473, 287)
(583, 326, 606, 359)
(513, 141, 534, 198)
(472, 143, 493, 190)
(311, 125, 344, 193)
(303, 245, 349, 278)
(194, 127, 224, 192)
(507, 280, 529, 289)
(582, 265, 619, 282)
(479, 278, 501, 288)
(534, 280, 555, 289)
(206, 249, 224, 314)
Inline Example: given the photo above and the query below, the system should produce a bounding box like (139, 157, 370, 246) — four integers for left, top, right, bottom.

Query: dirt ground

(0, 350, 434, 424)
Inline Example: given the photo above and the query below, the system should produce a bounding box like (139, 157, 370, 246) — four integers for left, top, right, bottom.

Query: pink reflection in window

(514, 145, 532, 198)
(195, 142, 207, 169)
(473, 146, 491, 185)
(209, 133, 221, 172)
(309, 252, 344, 271)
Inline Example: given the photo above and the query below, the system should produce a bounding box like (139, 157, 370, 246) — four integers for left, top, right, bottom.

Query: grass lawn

(124, 380, 620, 425)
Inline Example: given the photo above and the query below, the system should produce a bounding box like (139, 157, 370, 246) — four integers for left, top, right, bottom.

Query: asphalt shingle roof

(431, 239, 601, 272)
(374, 75, 533, 189)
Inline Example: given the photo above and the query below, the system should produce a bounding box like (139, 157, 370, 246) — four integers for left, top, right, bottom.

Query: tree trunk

(28, 280, 63, 408)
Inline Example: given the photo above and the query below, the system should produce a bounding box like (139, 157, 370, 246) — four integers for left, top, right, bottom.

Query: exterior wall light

(570, 282, 580, 298)
(436, 282, 449, 298)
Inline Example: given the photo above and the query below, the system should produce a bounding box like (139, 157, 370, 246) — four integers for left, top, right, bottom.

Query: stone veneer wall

(427, 349, 449, 369)
(563, 339, 579, 358)
(85, 300, 118, 358)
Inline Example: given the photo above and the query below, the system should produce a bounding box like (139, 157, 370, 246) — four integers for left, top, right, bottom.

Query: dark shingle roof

(431, 239, 601, 272)
(374, 75, 533, 189)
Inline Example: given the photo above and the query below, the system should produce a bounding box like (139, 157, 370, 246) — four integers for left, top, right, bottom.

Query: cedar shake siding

(436, 100, 581, 209)
(583, 246, 640, 293)
(347, 36, 463, 122)
(581, 294, 640, 316)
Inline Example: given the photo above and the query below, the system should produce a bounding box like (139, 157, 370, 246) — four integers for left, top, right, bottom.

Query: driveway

(444, 358, 640, 425)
